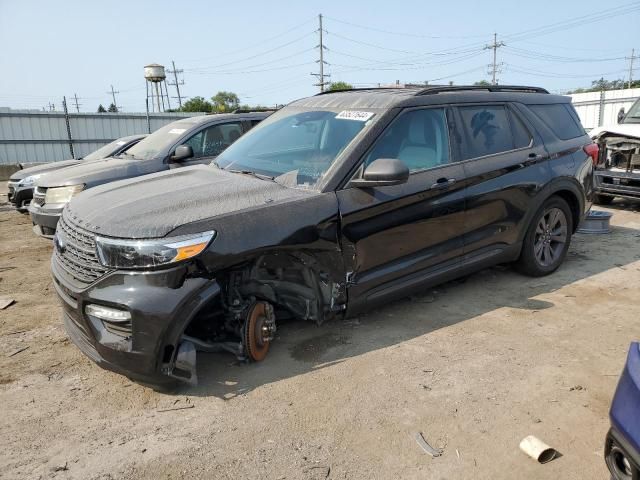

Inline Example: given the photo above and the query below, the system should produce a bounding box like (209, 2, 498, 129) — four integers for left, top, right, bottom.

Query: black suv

(51, 86, 595, 386)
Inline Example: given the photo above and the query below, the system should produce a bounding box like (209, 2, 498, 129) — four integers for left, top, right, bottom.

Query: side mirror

(171, 144, 194, 162)
(618, 108, 626, 124)
(349, 158, 410, 188)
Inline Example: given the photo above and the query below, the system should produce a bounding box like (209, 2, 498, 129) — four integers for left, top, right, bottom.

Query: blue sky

(0, 0, 638, 112)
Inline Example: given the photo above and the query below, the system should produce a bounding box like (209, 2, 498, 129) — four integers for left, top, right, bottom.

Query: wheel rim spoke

(534, 239, 544, 260)
(550, 226, 567, 244)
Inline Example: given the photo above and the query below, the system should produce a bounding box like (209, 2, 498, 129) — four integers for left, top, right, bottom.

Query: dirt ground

(1, 186, 639, 480)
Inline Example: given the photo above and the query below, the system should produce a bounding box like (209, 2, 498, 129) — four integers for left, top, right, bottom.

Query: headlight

(95, 231, 216, 269)
(44, 185, 84, 204)
(18, 174, 41, 187)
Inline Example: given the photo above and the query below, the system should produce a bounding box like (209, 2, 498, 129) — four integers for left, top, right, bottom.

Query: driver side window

(183, 122, 243, 158)
(363, 108, 450, 173)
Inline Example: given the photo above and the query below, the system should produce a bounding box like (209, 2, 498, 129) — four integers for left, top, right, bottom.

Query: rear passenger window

(509, 110, 532, 149)
(364, 108, 450, 172)
(458, 106, 514, 159)
(529, 104, 584, 140)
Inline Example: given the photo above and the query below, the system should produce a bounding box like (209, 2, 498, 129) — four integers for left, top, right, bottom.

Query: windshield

(84, 138, 134, 161)
(123, 121, 196, 160)
(215, 107, 377, 189)
(623, 98, 640, 122)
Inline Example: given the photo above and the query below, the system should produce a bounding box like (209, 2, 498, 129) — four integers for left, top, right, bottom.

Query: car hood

(37, 157, 161, 189)
(65, 165, 317, 239)
(9, 159, 82, 182)
(590, 123, 640, 140)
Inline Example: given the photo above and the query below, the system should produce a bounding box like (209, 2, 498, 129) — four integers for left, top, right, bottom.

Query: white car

(590, 98, 640, 204)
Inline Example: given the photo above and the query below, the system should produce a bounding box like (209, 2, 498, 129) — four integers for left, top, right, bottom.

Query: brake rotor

(243, 301, 276, 362)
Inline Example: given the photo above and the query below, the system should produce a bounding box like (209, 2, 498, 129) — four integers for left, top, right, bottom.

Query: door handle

(430, 178, 456, 189)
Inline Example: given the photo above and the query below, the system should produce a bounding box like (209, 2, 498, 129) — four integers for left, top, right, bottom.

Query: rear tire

(595, 194, 614, 205)
(517, 196, 573, 277)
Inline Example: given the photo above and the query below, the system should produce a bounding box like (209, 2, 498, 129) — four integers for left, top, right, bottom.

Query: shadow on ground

(187, 220, 640, 399)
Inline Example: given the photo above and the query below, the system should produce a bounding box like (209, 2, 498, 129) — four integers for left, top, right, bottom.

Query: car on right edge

(590, 96, 640, 204)
(51, 85, 596, 386)
(605, 342, 640, 480)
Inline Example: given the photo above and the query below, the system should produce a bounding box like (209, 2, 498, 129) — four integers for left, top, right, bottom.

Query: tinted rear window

(509, 110, 533, 149)
(529, 103, 584, 140)
(458, 105, 514, 159)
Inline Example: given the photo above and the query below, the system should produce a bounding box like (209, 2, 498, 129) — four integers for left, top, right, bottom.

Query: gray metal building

(0, 108, 204, 165)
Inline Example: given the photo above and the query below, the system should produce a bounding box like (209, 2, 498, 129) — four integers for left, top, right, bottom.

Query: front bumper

(7, 182, 33, 210)
(606, 342, 640, 477)
(51, 255, 220, 385)
(595, 169, 640, 200)
(28, 203, 64, 237)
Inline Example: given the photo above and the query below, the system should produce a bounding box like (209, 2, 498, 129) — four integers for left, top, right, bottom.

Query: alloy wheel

(533, 207, 568, 267)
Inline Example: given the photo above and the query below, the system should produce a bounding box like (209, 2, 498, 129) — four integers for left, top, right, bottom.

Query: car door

(171, 121, 244, 168)
(454, 103, 550, 258)
(336, 106, 466, 310)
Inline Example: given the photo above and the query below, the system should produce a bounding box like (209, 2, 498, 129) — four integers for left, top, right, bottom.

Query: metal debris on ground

(0, 297, 15, 309)
(157, 404, 195, 413)
(415, 432, 443, 457)
(7, 346, 29, 357)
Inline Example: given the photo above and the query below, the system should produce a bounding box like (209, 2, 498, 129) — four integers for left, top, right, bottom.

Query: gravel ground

(1, 186, 639, 480)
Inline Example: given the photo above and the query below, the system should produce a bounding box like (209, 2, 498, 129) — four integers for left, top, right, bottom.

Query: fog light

(85, 304, 131, 322)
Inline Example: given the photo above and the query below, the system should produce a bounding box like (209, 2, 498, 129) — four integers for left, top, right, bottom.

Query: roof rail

(416, 85, 549, 95)
(314, 87, 418, 96)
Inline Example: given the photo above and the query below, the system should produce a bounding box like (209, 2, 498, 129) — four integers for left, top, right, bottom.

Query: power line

(485, 33, 505, 85)
(182, 31, 315, 72)
(188, 47, 314, 74)
(311, 13, 329, 92)
(324, 15, 489, 39)
(503, 46, 626, 63)
(179, 17, 316, 64)
(503, 2, 640, 42)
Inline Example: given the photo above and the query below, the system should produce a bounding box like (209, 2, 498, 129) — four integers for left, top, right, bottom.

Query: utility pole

(485, 33, 505, 85)
(48, 102, 55, 111)
(107, 84, 119, 111)
(627, 48, 637, 89)
(311, 13, 329, 92)
(72, 93, 81, 113)
(62, 96, 75, 159)
(167, 60, 184, 108)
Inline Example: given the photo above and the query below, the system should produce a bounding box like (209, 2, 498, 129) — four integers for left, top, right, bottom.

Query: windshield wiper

(227, 169, 275, 182)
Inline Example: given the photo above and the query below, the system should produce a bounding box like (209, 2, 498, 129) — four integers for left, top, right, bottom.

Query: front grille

(54, 214, 112, 286)
(32, 187, 46, 207)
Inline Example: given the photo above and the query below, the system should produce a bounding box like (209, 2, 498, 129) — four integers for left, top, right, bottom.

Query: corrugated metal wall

(569, 88, 640, 130)
(0, 109, 205, 164)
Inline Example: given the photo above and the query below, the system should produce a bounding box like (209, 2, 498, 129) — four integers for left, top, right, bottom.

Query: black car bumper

(7, 183, 33, 210)
(51, 255, 221, 385)
(595, 170, 640, 200)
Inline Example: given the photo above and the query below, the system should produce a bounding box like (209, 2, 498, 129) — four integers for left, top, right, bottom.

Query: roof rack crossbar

(416, 85, 549, 95)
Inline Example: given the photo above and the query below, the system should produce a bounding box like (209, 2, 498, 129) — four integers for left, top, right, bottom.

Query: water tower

(144, 63, 171, 112)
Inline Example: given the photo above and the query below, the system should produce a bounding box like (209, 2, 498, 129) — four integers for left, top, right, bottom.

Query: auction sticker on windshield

(336, 110, 375, 121)
(168, 128, 187, 134)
